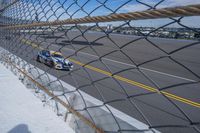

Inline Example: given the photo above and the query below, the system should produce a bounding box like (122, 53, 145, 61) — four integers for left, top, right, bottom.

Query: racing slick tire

(36, 55, 41, 62)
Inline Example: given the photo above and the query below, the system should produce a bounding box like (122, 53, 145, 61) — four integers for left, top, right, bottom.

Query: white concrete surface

(0, 63, 74, 133)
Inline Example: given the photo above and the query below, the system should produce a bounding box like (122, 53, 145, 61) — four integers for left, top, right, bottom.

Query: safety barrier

(0, 0, 200, 133)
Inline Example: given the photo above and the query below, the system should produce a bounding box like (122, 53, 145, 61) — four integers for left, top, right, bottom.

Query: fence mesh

(0, 0, 200, 133)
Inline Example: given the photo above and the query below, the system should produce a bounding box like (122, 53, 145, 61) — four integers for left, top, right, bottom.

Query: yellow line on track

(21, 39, 200, 108)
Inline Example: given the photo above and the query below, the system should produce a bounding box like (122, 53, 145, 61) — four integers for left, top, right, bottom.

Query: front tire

(49, 61, 54, 68)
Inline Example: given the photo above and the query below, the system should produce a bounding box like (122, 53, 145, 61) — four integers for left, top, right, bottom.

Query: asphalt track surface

(1, 30, 200, 133)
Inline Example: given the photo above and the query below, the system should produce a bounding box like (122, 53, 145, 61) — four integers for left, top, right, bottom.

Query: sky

(3, 0, 200, 28)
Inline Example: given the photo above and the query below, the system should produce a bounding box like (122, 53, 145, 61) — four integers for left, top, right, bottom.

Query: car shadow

(38, 61, 71, 72)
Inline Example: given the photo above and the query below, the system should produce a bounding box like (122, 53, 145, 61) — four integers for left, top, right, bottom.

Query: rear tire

(36, 55, 41, 62)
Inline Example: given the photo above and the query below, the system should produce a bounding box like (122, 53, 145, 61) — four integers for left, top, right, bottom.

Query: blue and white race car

(36, 50, 73, 70)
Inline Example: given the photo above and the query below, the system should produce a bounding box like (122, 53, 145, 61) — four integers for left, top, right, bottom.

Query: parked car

(37, 50, 73, 70)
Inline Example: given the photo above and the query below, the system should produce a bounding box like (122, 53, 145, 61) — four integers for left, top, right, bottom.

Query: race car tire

(36, 55, 41, 62)
(50, 61, 54, 68)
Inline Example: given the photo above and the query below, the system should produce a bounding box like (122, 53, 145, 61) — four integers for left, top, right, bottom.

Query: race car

(36, 50, 73, 70)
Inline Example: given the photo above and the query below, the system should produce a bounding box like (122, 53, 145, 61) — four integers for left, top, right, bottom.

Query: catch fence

(0, 0, 200, 133)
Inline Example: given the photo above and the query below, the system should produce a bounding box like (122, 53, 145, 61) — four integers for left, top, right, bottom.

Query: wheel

(49, 61, 54, 68)
(36, 55, 41, 62)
